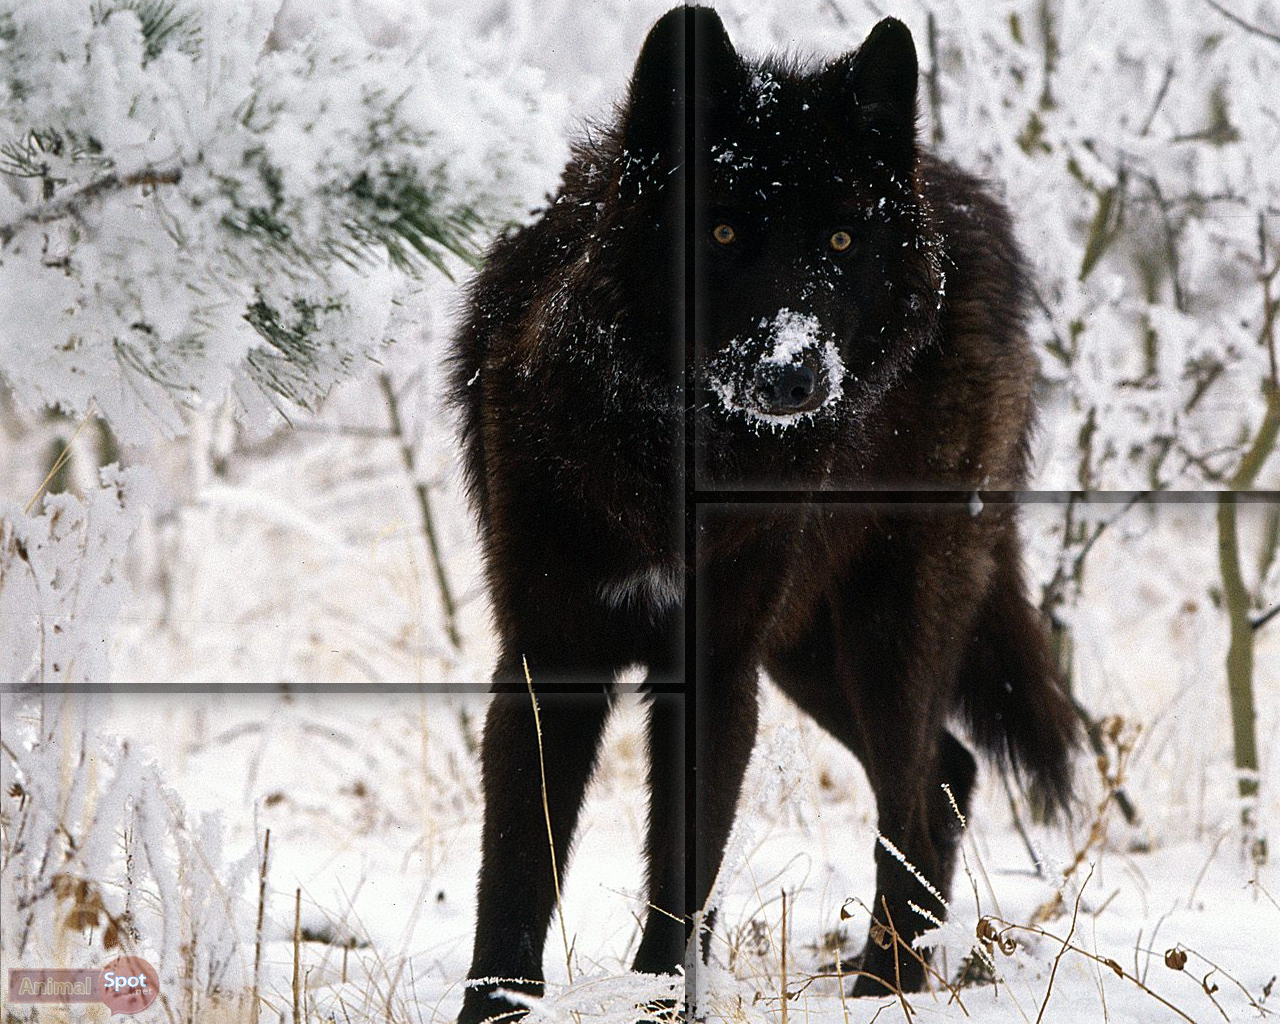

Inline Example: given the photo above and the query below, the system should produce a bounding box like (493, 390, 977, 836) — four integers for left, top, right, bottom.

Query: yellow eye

(829, 230, 853, 252)
(713, 223, 736, 245)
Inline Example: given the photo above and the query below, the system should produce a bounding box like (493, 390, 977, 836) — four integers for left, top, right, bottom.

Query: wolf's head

(615, 7, 944, 480)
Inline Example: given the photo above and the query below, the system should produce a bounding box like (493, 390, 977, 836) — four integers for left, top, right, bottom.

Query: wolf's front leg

(458, 670, 613, 1024)
(632, 690, 686, 977)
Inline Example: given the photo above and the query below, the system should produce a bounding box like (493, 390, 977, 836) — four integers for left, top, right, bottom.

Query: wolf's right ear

(623, 6, 740, 166)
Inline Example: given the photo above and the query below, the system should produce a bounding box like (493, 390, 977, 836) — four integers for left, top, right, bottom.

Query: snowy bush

(0, 0, 563, 442)
(919, 1, 1280, 493)
(0, 2, 566, 1018)
(1, 468, 258, 1017)
(0, 464, 147, 690)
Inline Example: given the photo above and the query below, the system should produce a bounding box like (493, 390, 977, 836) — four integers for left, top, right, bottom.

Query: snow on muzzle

(705, 310, 846, 428)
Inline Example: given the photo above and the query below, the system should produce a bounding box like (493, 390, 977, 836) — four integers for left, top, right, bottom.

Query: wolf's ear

(825, 17, 918, 167)
(623, 6, 741, 165)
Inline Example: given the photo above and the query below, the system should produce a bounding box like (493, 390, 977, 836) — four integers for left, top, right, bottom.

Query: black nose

(754, 362, 817, 412)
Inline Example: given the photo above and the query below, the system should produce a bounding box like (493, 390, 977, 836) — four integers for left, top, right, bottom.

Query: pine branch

(341, 169, 483, 277)
(1253, 602, 1280, 631)
(243, 294, 350, 410)
(0, 166, 181, 245)
(219, 158, 483, 277)
(0, 0, 549, 442)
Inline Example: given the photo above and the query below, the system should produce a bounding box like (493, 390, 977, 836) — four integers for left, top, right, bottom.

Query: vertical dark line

(681, 1, 699, 1013)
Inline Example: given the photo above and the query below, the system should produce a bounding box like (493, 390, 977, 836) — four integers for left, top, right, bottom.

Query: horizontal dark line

(0, 682, 690, 696)
(690, 489, 1280, 505)
(0, 684, 495, 695)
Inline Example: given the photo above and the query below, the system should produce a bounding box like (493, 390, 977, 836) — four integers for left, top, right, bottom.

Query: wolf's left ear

(824, 17, 918, 167)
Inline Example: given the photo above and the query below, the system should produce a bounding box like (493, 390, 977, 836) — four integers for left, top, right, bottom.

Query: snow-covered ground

(58, 426, 1276, 1021)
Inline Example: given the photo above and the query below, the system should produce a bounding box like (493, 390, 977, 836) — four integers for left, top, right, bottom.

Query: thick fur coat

(452, 8, 1077, 1021)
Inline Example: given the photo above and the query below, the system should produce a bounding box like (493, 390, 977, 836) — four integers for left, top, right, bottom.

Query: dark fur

(452, 9, 1077, 1021)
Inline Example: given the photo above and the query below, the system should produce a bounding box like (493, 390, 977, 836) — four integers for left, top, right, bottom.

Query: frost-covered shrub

(1, 469, 258, 1015)
(0, 702, 257, 1017)
(1, 464, 147, 689)
(921, 1, 1280, 492)
(0, 0, 564, 442)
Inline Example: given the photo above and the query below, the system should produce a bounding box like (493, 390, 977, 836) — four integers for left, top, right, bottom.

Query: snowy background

(2, 0, 1279, 1021)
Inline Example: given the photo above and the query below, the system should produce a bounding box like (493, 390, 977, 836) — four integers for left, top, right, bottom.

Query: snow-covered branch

(0, 0, 564, 443)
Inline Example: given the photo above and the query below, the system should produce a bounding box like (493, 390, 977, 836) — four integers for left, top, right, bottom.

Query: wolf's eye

(713, 224, 736, 245)
(829, 230, 853, 253)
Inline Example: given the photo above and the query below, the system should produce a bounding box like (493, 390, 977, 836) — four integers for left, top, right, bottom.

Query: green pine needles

(345, 168, 483, 278)
(220, 152, 483, 279)
(92, 0, 201, 63)
(244, 294, 351, 411)
(0, 0, 548, 437)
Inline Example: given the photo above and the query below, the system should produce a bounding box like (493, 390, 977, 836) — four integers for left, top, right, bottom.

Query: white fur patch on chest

(597, 563, 683, 616)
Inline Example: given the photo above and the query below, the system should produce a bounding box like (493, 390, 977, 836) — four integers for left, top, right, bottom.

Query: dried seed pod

(1164, 948, 1187, 971)
(976, 916, 1000, 944)
(975, 916, 1017, 955)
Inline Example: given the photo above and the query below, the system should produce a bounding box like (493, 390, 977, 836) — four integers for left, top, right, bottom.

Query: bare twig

(378, 373, 462, 650)
(1139, 63, 1176, 137)
(1143, 175, 1186, 313)
(23, 401, 97, 514)
(1036, 866, 1090, 1022)
(1253, 602, 1280, 631)
(981, 914, 1200, 1023)
(1203, 0, 1280, 46)
(835, 894, 970, 1012)
(1001, 772, 1047, 878)
(292, 887, 302, 1024)
(1171, 942, 1279, 1016)
(1035, 718, 1137, 922)
(1258, 212, 1279, 389)
(925, 13, 944, 144)
(820, 0, 848, 28)
(252, 829, 270, 1024)
(0, 166, 182, 245)
(834, 945, 851, 1024)
(779, 889, 789, 1024)
(881, 901, 917, 1022)
(1037, 0, 1058, 110)
(525, 659, 575, 988)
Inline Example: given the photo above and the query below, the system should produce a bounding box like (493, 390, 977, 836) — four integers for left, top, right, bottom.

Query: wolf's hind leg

(766, 596, 976, 997)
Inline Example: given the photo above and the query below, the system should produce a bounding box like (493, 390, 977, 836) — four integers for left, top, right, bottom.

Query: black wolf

(452, 8, 1077, 1021)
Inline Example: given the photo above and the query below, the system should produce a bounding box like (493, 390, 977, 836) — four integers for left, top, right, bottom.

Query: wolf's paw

(456, 982, 538, 1024)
